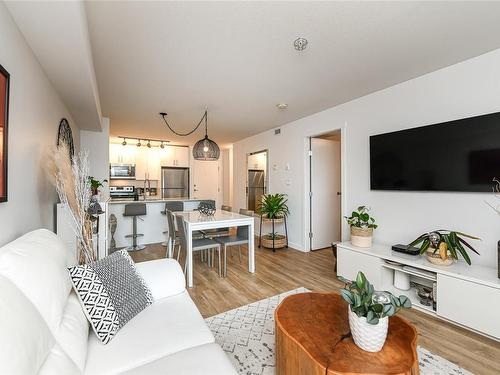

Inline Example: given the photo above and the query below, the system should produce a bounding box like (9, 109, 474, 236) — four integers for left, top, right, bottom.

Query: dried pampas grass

(50, 142, 95, 264)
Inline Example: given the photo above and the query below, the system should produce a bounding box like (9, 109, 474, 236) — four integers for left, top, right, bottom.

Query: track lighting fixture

(147, 140, 151, 148)
(122, 138, 127, 146)
(118, 136, 170, 148)
(160, 142, 165, 149)
(137, 140, 141, 147)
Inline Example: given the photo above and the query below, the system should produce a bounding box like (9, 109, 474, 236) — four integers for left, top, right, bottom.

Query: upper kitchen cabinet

(160, 145, 190, 167)
(135, 146, 161, 181)
(109, 143, 136, 164)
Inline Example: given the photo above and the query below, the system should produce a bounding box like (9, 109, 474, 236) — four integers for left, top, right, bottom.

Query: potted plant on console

(407, 230, 480, 266)
(341, 271, 411, 352)
(258, 193, 289, 250)
(345, 206, 377, 248)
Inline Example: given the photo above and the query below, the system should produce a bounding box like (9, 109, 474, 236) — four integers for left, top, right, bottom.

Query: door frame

(303, 125, 347, 251)
(245, 149, 269, 210)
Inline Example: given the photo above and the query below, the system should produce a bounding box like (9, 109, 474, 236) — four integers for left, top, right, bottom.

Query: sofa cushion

(0, 275, 55, 375)
(37, 343, 81, 375)
(134, 258, 186, 300)
(69, 250, 153, 344)
(53, 291, 89, 372)
(84, 291, 214, 375)
(120, 343, 237, 375)
(0, 229, 72, 333)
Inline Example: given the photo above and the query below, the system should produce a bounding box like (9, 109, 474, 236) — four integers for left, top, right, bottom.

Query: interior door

(310, 137, 341, 250)
(192, 159, 219, 204)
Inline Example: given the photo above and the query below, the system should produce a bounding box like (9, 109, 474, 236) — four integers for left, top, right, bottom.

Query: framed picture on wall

(0, 64, 9, 203)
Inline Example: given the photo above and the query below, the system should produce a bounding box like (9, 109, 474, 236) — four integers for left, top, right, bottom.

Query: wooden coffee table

(275, 292, 419, 375)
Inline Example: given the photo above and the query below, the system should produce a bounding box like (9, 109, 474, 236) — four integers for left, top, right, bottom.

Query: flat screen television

(370, 111, 500, 192)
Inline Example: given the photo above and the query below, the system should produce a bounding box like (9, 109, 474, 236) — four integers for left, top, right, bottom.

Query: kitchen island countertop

(108, 197, 207, 204)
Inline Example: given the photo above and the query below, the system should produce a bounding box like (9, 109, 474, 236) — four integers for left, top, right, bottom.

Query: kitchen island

(106, 198, 207, 252)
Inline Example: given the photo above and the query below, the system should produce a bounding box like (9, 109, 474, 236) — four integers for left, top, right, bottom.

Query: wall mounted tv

(370, 111, 500, 192)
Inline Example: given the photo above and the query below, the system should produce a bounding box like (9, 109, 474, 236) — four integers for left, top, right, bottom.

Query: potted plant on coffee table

(345, 206, 378, 248)
(341, 271, 411, 352)
(258, 193, 290, 249)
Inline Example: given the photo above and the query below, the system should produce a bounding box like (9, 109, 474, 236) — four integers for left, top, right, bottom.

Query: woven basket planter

(261, 234, 287, 249)
(350, 227, 373, 248)
(261, 214, 285, 223)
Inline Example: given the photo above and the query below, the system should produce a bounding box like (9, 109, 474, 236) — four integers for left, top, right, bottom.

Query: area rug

(205, 288, 473, 375)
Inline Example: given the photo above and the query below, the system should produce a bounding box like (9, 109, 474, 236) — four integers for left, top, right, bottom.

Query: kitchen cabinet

(160, 146, 190, 167)
(135, 147, 161, 181)
(109, 143, 136, 164)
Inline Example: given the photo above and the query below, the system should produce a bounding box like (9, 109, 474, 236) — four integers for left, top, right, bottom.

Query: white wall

(80, 117, 110, 199)
(0, 2, 78, 246)
(233, 48, 500, 267)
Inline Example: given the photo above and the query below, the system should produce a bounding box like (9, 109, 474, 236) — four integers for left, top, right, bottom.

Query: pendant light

(160, 110, 220, 161)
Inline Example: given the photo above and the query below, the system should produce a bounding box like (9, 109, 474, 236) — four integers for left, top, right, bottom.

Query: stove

(110, 186, 135, 199)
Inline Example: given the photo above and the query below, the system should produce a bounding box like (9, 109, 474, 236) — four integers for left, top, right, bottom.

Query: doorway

(246, 150, 268, 211)
(309, 131, 342, 250)
(192, 159, 219, 204)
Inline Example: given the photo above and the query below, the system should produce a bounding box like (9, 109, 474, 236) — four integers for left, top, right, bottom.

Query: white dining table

(175, 210, 255, 287)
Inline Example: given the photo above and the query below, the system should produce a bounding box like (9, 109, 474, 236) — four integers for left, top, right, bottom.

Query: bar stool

(123, 203, 147, 251)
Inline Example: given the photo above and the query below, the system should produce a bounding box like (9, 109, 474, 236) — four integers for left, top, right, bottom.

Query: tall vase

(497, 240, 500, 279)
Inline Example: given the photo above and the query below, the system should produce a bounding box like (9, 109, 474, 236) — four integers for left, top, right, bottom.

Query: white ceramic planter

(348, 308, 388, 352)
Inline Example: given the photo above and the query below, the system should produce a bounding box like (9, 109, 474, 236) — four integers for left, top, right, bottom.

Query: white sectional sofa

(0, 229, 237, 375)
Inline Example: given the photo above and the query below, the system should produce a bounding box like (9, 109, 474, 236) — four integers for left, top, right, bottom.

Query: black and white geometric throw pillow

(68, 250, 153, 344)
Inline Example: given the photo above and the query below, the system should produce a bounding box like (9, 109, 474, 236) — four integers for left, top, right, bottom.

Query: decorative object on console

(407, 230, 480, 265)
(341, 271, 412, 352)
(258, 193, 289, 250)
(88, 176, 107, 196)
(345, 206, 378, 248)
(485, 177, 500, 278)
(50, 142, 95, 264)
(68, 250, 153, 344)
(0, 63, 9, 203)
(109, 214, 117, 252)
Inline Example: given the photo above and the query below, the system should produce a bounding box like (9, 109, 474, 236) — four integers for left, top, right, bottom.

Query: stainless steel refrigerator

(247, 169, 265, 211)
(161, 167, 189, 198)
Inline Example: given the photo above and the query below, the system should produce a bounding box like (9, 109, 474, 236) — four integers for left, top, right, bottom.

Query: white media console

(337, 242, 500, 341)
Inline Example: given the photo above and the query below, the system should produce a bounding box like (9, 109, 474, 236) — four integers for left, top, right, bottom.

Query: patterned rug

(205, 288, 473, 375)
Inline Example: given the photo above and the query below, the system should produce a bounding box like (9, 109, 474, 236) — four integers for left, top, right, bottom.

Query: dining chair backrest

(221, 205, 232, 212)
(166, 210, 177, 240)
(165, 201, 183, 212)
(175, 214, 188, 251)
(237, 209, 254, 237)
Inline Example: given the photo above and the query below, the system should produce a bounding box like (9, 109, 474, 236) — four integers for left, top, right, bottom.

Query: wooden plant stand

(258, 214, 288, 252)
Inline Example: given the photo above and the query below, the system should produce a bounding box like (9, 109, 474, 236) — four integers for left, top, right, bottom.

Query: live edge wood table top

(275, 293, 419, 375)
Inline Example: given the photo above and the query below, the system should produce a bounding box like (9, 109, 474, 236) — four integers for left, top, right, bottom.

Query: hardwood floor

(130, 242, 500, 375)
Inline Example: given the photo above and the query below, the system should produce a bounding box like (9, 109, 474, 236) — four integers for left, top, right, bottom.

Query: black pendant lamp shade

(160, 109, 220, 161)
(193, 135, 220, 161)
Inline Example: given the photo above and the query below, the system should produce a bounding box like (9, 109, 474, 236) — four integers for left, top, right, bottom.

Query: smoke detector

(293, 37, 308, 51)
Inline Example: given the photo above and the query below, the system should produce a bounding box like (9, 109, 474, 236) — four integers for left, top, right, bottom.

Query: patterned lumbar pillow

(68, 250, 153, 344)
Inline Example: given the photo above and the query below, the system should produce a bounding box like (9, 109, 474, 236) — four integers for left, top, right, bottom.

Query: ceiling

(16, 1, 500, 145)
(6, 1, 103, 131)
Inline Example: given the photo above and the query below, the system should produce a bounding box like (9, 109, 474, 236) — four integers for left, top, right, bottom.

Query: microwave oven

(110, 164, 136, 180)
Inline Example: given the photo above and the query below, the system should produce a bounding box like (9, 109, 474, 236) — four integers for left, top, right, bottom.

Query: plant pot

(350, 227, 373, 248)
(261, 234, 287, 249)
(426, 248, 454, 266)
(348, 308, 388, 352)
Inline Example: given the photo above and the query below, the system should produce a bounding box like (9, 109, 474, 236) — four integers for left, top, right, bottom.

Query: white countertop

(337, 241, 500, 290)
(108, 197, 207, 204)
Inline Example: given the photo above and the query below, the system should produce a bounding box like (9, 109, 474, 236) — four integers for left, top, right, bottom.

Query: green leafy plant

(407, 230, 480, 265)
(341, 271, 411, 325)
(88, 176, 107, 195)
(345, 206, 378, 229)
(258, 193, 290, 219)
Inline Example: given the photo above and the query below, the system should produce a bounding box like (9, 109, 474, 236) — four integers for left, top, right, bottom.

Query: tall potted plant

(341, 271, 411, 352)
(345, 206, 377, 248)
(258, 193, 290, 249)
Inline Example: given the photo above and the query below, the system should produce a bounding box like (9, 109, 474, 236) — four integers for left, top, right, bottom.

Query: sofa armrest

(135, 259, 186, 300)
